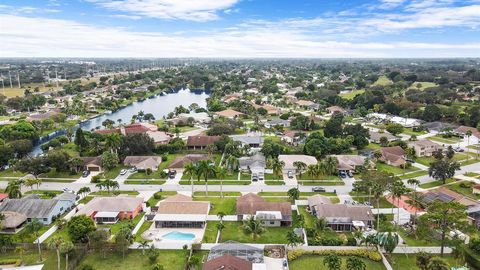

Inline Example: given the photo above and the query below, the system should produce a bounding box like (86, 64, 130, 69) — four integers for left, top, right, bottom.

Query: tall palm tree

(390, 180, 407, 225)
(216, 222, 225, 243)
(306, 164, 319, 178)
(323, 252, 341, 270)
(371, 183, 384, 230)
(225, 155, 239, 174)
(407, 178, 421, 227)
(60, 241, 74, 270)
(271, 158, 285, 180)
(293, 161, 307, 177)
(104, 133, 122, 154)
(323, 156, 339, 176)
(215, 166, 227, 198)
(183, 162, 197, 197)
(197, 160, 216, 196)
(24, 178, 37, 190)
(5, 180, 22, 198)
(242, 216, 265, 242)
(48, 236, 65, 270)
(25, 219, 43, 261)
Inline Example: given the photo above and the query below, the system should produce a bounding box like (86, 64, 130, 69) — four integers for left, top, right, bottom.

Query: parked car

(82, 171, 90, 178)
(120, 169, 128, 175)
(168, 170, 177, 179)
(312, 187, 326, 192)
(287, 171, 293, 179)
(252, 173, 258, 182)
(347, 171, 353, 178)
(129, 167, 137, 173)
(63, 188, 73, 193)
(258, 173, 264, 181)
(339, 171, 347, 178)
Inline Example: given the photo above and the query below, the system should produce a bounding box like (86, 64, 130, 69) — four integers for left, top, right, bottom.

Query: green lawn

(408, 81, 437, 91)
(78, 196, 94, 204)
(388, 254, 462, 270)
(264, 173, 282, 180)
(38, 169, 80, 179)
(178, 180, 251, 185)
(373, 75, 393, 86)
(399, 170, 428, 179)
(428, 135, 461, 144)
(419, 178, 456, 189)
(402, 127, 427, 136)
(193, 191, 241, 197)
(397, 229, 441, 246)
(193, 197, 237, 215)
(97, 214, 144, 236)
(182, 171, 241, 180)
(416, 153, 472, 167)
(101, 166, 127, 179)
(124, 180, 166, 185)
(0, 168, 25, 178)
(258, 192, 337, 197)
(298, 206, 317, 228)
(339, 89, 365, 100)
(89, 190, 139, 196)
(289, 255, 386, 270)
(77, 250, 207, 270)
(0, 249, 66, 270)
(446, 181, 480, 200)
(134, 221, 153, 242)
(146, 191, 177, 206)
(265, 181, 285, 185)
(376, 163, 419, 175)
(298, 180, 344, 186)
(24, 189, 63, 199)
(127, 169, 165, 180)
(297, 174, 340, 181)
(204, 221, 292, 244)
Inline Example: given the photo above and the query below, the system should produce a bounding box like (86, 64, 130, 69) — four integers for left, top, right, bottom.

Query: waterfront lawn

(419, 178, 456, 189)
(388, 254, 462, 270)
(206, 221, 291, 244)
(289, 255, 386, 270)
(193, 197, 237, 215)
(77, 250, 206, 270)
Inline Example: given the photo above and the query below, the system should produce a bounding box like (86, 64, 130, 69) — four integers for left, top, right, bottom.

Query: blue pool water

(162, 231, 195, 241)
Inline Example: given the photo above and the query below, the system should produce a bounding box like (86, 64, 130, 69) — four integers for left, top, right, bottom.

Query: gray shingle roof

(0, 198, 60, 219)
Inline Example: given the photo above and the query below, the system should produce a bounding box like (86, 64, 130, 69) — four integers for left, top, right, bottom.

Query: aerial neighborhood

(0, 58, 480, 270)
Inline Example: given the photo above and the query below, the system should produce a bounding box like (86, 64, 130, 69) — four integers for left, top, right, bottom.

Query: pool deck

(142, 223, 206, 244)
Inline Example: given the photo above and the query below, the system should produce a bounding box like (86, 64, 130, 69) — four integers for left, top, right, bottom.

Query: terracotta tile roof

(455, 126, 480, 138)
(215, 109, 244, 118)
(168, 154, 211, 169)
(76, 196, 143, 217)
(187, 136, 221, 147)
(203, 254, 252, 270)
(157, 200, 209, 215)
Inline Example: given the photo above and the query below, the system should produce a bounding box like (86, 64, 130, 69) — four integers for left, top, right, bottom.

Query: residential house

(239, 153, 266, 175)
(203, 254, 252, 270)
(178, 112, 211, 124)
(278, 155, 317, 174)
(0, 193, 76, 227)
(423, 122, 457, 133)
(76, 196, 143, 224)
(307, 195, 374, 231)
(0, 211, 27, 233)
(326, 106, 346, 115)
(26, 109, 61, 122)
(251, 103, 280, 115)
(214, 109, 244, 119)
(331, 155, 368, 173)
(154, 194, 209, 228)
(222, 93, 242, 103)
(96, 122, 171, 145)
(168, 154, 211, 171)
(408, 140, 441, 157)
(367, 113, 422, 128)
(264, 118, 290, 129)
(368, 131, 398, 144)
(187, 135, 221, 150)
(378, 146, 406, 167)
(454, 126, 480, 144)
(473, 185, 480, 195)
(81, 156, 103, 172)
(123, 156, 162, 171)
(295, 100, 319, 110)
(281, 131, 305, 146)
(236, 193, 292, 227)
(207, 242, 265, 268)
(230, 135, 264, 148)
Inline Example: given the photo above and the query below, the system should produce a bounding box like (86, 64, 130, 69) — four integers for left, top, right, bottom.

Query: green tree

(386, 123, 404, 135)
(183, 162, 197, 197)
(427, 257, 449, 270)
(416, 251, 433, 270)
(270, 158, 285, 179)
(60, 240, 74, 270)
(286, 230, 302, 247)
(216, 222, 225, 242)
(287, 187, 300, 202)
(324, 113, 343, 138)
(116, 226, 134, 259)
(323, 252, 341, 270)
(428, 150, 460, 184)
(293, 161, 307, 177)
(418, 201, 468, 256)
(88, 229, 110, 258)
(197, 160, 216, 196)
(5, 180, 22, 198)
(377, 231, 399, 254)
(68, 215, 95, 243)
(101, 151, 119, 171)
(242, 216, 265, 242)
(215, 166, 227, 198)
(74, 128, 88, 151)
(346, 256, 366, 270)
(47, 236, 65, 270)
(104, 133, 123, 154)
(25, 219, 43, 261)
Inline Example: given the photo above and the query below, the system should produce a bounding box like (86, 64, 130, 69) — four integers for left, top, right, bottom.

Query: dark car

(168, 170, 177, 179)
(339, 171, 347, 178)
(82, 171, 90, 178)
(312, 187, 326, 193)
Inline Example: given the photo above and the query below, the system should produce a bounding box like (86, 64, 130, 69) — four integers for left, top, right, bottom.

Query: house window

(43, 218, 48, 222)
(27, 218, 31, 222)
(270, 221, 275, 225)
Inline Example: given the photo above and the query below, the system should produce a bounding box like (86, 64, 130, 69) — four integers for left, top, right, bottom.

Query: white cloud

(0, 14, 479, 58)
(109, 14, 142, 20)
(87, 0, 240, 22)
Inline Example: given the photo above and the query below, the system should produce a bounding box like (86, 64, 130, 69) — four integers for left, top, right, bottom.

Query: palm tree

(315, 217, 329, 233)
(24, 178, 37, 190)
(416, 252, 432, 270)
(48, 236, 65, 270)
(60, 241, 74, 270)
(197, 160, 216, 196)
(371, 183, 384, 230)
(270, 158, 284, 180)
(105, 133, 122, 153)
(286, 230, 302, 247)
(306, 164, 319, 178)
(293, 161, 307, 177)
(466, 130, 472, 148)
(5, 180, 22, 198)
(216, 222, 225, 243)
(25, 219, 43, 261)
(426, 257, 449, 270)
(346, 256, 366, 270)
(225, 155, 239, 174)
(217, 212, 226, 223)
(323, 156, 339, 176)
(377, 231, 399, 254)
(323, 252, 341, 270)
(287, 187, 300, 203)
(215, 166, 227, 198)
(407, 178, 420, 228)
(77, 187, 91, 198)
(183, 162, 197, 197)
(139, 240, 150, 256)
(390, 180, 407, 225)
(242, 216, 265, 242)
(15, 246, 26, 263)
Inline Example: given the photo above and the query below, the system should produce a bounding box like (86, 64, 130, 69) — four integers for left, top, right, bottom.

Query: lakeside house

(96, 122, 171, 145)
(214, 109, 244, 119)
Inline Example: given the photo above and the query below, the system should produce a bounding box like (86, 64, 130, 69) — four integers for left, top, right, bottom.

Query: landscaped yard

(427, 135, 462, 144)
(0, 249, 65, 270)
(134, 221, 153, 242)
(446, 181, 480, 199)
(297, 174, 340, 181)
(203, 221, 292, 244)
(193, 197, 237, 215)
(298, 206, 317, 228)
(101, 165, 127, 179)
(127, 169, 165, 180)
(388, 254, 463, 270)
(339, 89, 365, 100)
(24, 189, 63, 199)
(146, 191, 177, 206)
(289, 255, 386, 270)
(38, 169, 81, 179)
(397, 229, 441, 246)
(376, 163, 420, 175)
(351, 196, 394, 208)
(77, 250, 207, 270)
(419, 178, 456, 189)
(415, 152, 474, 167)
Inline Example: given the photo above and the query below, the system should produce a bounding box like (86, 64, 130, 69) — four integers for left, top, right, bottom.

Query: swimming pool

(162, 231, 196, 241)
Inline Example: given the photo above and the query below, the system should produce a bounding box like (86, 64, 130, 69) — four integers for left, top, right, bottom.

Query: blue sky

(0, 0, 479, 57)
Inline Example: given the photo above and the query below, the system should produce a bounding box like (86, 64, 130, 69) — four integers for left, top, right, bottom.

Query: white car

(120, 169, 128, 175)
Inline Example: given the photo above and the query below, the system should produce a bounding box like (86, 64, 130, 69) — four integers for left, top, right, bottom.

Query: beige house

(154, 194, 210, 228)
(408, 140, 441, 157)
(214, 109, 244, 119)
(81, 156, 102, 172)
(331, 155, 368, 173)
(123, 156, 162, 171)
(278, 154, 317, 174)
(378, 146, 406, 167)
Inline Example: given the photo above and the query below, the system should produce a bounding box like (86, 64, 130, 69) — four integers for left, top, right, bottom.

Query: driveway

(74, 171, 101, 184)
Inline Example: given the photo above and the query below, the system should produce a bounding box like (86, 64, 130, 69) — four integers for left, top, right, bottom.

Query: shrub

(0, 259, 21, 266)
(91, 175, 101, 183)
(287, 249, 382, 262)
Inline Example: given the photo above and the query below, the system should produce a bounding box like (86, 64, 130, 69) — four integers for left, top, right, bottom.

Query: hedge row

(287, 249, 382, 262)
(0, 259, 22, 266)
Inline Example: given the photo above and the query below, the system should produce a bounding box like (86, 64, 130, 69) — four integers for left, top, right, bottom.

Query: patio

(141, 222, 206, 243)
